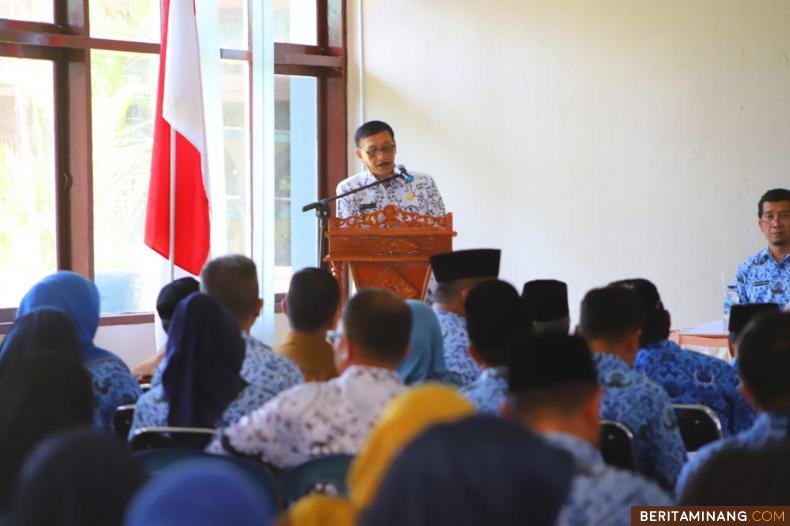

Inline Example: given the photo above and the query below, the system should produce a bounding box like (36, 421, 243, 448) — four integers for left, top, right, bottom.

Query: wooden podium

(325, 205, 457, 301)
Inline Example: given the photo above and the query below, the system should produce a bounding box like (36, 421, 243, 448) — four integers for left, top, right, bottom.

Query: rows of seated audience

(1, 249, 790, 525)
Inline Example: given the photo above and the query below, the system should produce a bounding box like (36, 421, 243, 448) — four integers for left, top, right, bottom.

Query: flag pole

(169, 126, 176, 282)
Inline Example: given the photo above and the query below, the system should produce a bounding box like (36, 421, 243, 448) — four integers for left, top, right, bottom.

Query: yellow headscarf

(282, 384, 474, 526)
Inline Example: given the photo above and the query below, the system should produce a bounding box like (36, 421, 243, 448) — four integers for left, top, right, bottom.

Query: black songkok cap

(508, 333, 598, 393)
(729, 303, 781, 334)
(465, 280, 525, 364)
(156, 277, 200, 331)
(430, 249, 501, 283)
(521, 280, 569, 321)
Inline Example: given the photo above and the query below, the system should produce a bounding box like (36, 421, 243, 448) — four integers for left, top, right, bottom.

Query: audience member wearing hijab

(397, 301, 458, 385)
(285, 385, 474, 526)
(358, 414, 574, 526)
(16, 271, 141, 431)
(129, 292, 275, 437)
(12, 429, 147, 526)
(0, 356, 94, 509)
(125, 460, 272, 526)
(0, 308, 82, 378)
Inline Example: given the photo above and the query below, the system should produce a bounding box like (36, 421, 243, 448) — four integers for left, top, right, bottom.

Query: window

(0, 58, 56, 308)
(274, 74, 318, 293)
(0, 0, 346, 328)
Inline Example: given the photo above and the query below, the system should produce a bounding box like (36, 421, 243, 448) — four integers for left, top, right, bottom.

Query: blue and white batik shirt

(547, 432, 672, 526)
(151, 332, 303, 395)
(462, 367, 508, 416)
(335, 170, 445, 219)
(207, 365, 406, 469)
(593, 352, 687, 489)
(633, 339, 756, 435)
(735, 247, 790, 308)
(434, 309, 481, 386)
(241, 332, 304, 393)
(675, 412, 790, 498)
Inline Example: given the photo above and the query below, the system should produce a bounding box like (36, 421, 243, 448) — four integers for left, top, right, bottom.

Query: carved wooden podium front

(325, 205, 456, 301)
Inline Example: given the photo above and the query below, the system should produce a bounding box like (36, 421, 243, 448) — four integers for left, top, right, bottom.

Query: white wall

(94, 324, 157, 369)
(348, 0, 790, 328)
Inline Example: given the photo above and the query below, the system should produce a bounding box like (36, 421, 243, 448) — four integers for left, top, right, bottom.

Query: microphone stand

(302, 172, 404, 268)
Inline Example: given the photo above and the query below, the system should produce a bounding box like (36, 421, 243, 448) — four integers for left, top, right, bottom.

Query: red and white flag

(144, 0, 210, 276)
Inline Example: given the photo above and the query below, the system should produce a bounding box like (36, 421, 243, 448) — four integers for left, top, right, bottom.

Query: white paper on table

(678, 319, 726, 336)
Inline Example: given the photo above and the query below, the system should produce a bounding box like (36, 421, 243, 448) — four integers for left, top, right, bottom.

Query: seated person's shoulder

(594, 466, 672, 504)
(255, 380, 329, 416)
(88, 355, 140, 388)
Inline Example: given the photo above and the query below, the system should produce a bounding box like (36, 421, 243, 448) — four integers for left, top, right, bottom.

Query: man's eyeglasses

(326, 330, 343, 346)
(760, 212, 790, 225)
(361, 143, 396, 158)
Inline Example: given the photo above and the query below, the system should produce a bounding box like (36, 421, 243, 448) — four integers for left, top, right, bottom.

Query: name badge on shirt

(360, 203, 377, 212)
(754, 280, 769, 287)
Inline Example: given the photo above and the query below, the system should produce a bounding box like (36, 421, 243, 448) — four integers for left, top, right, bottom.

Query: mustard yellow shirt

(275, 331, 338, 382)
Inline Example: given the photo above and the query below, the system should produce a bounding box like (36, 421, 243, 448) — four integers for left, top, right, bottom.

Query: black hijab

(12, 429, 148, 526)
(162, 292, 248, 428)
(0, 356, 93, 509)
(0, 308, 82, 379)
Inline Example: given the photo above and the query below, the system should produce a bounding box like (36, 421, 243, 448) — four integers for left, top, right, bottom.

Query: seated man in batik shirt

(429, 249, 501, 386)
(735, 188, 790, 308)
(579, 286, 687, 490)
(613, 278, 755, 435)
(461, 279, 526, 415)
(508, 333, 672, 526)
(206, 289, 410, 469)
(676, 312, 790, 497)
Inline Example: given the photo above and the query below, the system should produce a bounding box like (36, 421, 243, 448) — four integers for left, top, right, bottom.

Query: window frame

(0, 0, 346, 333)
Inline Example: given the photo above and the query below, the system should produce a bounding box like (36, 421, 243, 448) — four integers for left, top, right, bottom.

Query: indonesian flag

(144, 0, 210, 276)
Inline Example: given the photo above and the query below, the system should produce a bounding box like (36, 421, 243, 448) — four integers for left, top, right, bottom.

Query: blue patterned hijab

(162, 293, 248, 428)
(17, 271, 113, 364)
(397, 300, 450, 384)
(125, 460, 273, 526)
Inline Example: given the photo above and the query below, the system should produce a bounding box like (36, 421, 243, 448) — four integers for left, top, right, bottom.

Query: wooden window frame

(0, 0, 346, 334)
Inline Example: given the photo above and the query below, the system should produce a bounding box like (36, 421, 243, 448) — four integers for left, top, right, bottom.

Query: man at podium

(336, 120, 446, 219)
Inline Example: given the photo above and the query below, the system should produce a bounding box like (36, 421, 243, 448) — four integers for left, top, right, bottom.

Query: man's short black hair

(508, 334, 598, 418)
(342, 288, 411, 363)
(464, 280, 525, 366)
(286, 267, 340, 332)
(738, 312, 790, 411)
(608, 278, 669, 344)
(200, 254, 259, 322)
(758, 188, 790, 217)
(580, 286, 644, 341)
(156, 277, 200, 332)
(354, 120, 395, 147)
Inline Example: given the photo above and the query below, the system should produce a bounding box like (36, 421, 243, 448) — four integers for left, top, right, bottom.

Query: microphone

(395, 164, 414, 183)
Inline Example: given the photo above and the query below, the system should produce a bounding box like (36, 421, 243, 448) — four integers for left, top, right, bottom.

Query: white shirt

(206, 365, 406, 469)
(335, 170, 445, 219)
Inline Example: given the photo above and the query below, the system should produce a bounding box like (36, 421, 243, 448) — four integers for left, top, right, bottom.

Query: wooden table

(669, 331, 731, 362)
